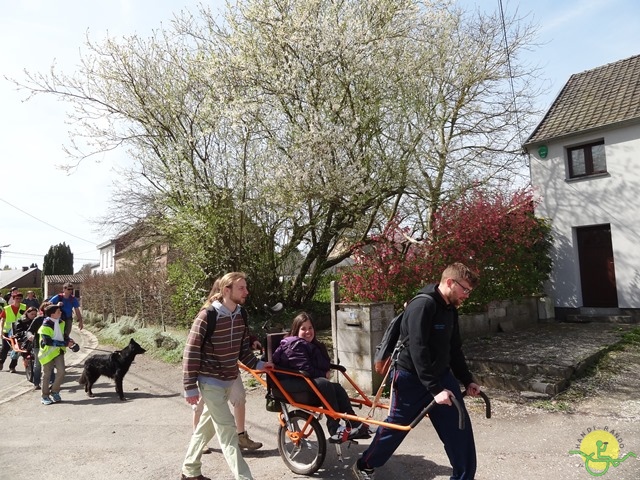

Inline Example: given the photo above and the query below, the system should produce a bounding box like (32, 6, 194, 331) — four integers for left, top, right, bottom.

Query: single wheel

(277, 410, 326, 475)
(25, 354, 35, 383)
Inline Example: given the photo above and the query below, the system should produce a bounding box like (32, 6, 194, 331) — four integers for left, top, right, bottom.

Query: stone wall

(332, 302, 395, 394)
(459, 296, 542, 339)
(330, 293, 548, 394)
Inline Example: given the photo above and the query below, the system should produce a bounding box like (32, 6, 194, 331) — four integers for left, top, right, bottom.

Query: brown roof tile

(524, 54, 640, 146)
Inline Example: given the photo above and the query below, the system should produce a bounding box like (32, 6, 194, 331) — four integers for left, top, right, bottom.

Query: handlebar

(462, 389, 491, 419)
(409, 390, 491, 430)
(410, 396, 465, 430)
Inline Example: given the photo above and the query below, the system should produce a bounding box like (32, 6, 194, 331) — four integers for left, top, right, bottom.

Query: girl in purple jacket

(273, 312, 370, 442)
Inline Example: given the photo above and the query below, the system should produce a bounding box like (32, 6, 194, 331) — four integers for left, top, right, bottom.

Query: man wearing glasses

(353, 262, 481, 480)
(49, 282, 84, 337)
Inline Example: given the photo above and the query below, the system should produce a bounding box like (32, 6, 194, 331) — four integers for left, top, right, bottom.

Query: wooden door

(576, 224, 618, 307)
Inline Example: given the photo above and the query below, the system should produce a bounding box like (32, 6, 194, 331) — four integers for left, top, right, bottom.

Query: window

(567, 141, 606, 178)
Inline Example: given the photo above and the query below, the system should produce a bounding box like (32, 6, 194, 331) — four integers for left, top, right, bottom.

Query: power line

(498, 0, 524, 147)
(2, 250, 98, 262)
(0, 196, 98, 245)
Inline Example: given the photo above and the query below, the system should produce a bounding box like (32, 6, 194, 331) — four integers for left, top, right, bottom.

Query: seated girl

(272, 312, 369, 442)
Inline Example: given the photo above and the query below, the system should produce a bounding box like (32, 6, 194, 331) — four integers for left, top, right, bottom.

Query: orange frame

(239, 362, 416, 432)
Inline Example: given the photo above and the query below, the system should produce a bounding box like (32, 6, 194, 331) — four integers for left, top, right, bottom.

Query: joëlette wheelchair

(240, 332, 491, 475)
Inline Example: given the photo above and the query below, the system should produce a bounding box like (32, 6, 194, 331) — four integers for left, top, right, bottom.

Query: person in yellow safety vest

(0, 291, 27, 371)
(38, 303, 76, 405)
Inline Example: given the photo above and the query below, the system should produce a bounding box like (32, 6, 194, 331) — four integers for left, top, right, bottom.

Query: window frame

(567, 140, 607, 179)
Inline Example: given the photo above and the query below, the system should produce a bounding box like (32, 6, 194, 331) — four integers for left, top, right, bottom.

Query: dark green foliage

(43, 243, 74, 275)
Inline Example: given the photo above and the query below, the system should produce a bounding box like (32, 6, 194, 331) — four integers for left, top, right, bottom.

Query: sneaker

(51, 392, 62, 403)
(201, 446, 212, 454)
(34, 384, 41, 390)
(180, 474, 211, 480)
(238, 431, 262, 450)
(351, 461, 375, 480)
(41, 396, 53, 406)
(9, 368, 16, 373)
(329, 425, 351, 444)
(348, 423, 372, 440)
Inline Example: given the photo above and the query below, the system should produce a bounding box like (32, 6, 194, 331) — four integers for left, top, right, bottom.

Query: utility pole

(0, 244, 10, 269)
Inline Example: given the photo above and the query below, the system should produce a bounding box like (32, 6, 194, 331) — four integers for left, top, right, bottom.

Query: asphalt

(0, 324, 639, 480)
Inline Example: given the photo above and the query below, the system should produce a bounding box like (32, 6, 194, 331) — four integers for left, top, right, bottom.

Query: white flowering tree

(13, 0, 540, 307)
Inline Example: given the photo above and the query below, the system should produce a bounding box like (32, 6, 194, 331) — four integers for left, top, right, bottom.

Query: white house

(95, 239, 116, 274)
(94, 223, 169, 275)
(523, 54, 640, 320)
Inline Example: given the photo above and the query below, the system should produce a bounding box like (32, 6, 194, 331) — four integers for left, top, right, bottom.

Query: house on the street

(523, 54, 640, 320)
(94, 223, 169, 275)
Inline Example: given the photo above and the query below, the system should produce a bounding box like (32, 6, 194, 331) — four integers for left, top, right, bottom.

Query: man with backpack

(48, 282, 83, 336)
(352, 262, 481, 480)
(180, 272, 273, 480)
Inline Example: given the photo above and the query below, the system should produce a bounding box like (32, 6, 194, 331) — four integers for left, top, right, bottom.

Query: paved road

(1, 329, 639, 480)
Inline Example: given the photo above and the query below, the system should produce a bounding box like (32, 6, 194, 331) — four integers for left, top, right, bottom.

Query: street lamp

(0, 244, 10, 268)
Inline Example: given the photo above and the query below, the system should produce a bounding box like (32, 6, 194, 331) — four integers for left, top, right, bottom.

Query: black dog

(78, 338, 146, 400)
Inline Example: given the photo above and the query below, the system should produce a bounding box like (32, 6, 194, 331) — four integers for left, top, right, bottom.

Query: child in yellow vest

(38, 304, 76, 405)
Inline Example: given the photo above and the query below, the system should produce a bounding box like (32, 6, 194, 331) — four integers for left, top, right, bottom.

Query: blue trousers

(358, 368, 476, 480)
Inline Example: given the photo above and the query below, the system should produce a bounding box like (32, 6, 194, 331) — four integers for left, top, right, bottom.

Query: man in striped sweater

(180, 272, 273, 480)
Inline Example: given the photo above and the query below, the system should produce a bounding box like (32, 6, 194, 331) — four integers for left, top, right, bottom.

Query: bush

(120, 325, 137, 335)
(341, 188, 552, 312)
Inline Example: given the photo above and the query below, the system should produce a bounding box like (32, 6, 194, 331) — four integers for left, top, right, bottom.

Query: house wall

(98, 243, 116, 274)
(529, 122, 640, 309)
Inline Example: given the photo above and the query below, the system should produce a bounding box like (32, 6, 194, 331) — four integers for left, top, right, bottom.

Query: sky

(1, 0, 639, 273)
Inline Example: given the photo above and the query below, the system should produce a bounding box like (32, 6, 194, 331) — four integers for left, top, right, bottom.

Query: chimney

(22, 266, 28, 272)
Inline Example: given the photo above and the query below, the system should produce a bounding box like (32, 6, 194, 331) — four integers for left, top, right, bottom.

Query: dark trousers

(359, 368, 476, 480)
(0, 337, 10, 365)
(278, 376, 358, 434)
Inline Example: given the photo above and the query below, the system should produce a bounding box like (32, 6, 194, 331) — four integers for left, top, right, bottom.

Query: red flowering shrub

(341, 188, 552, 313)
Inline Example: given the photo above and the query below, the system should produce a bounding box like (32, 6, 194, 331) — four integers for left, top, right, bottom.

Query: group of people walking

(0, 282, 83, 405)
(180, 263, 482, 480)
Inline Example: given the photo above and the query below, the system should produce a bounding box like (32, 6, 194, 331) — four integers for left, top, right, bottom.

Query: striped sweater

(182, 302, 259, 396)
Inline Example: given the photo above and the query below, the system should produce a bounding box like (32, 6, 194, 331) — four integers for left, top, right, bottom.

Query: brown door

(576, 224, 618, 307)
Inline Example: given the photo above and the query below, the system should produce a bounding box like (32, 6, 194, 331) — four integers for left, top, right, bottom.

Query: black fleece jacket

(395, 284, 474, 395)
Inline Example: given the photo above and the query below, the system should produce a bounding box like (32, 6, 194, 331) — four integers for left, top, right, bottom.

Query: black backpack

(201, 305, 248, 352)
(374, 293, 431, 366)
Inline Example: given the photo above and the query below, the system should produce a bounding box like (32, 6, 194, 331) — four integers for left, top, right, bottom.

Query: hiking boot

(51, 392, 62, 403)
(180, 474, 211, 480)
(351, 462, 375, 480)
(238, 431, 262, 450)
(41, 396, 53, 406)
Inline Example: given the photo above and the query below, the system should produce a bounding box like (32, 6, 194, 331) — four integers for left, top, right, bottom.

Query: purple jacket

(273, 336, 330, 378)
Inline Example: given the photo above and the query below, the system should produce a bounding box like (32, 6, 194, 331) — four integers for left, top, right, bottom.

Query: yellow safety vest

(2, 303, 27, 334)
(37, 318, 66, 365)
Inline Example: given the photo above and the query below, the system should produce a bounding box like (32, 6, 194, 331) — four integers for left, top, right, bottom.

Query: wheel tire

(277, 410, 326, 475)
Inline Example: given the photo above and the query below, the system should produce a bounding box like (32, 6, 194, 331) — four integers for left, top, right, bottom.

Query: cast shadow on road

(206, 446, 281, 459)
(389, 454, 452, 479)
(61, 384, 181, 404)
